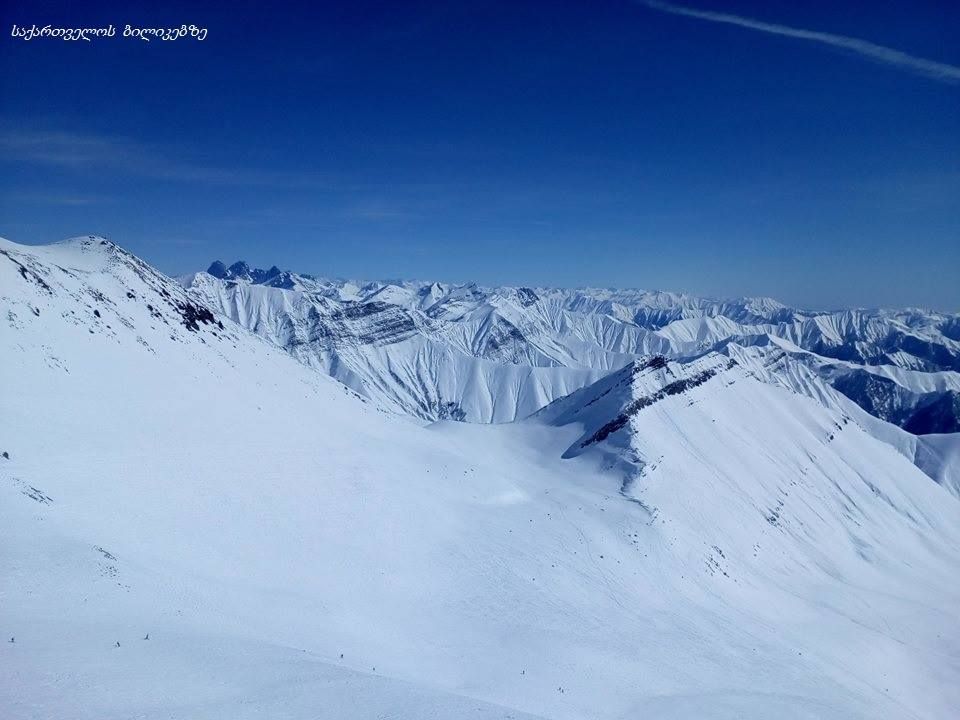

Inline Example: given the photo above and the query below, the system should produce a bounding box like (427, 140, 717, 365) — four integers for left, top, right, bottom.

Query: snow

(3, 236, 960, 719)
(915, 433, 960, 497)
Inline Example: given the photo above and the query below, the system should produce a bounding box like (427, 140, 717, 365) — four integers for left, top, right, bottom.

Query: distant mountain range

(183, 259, 960, 437)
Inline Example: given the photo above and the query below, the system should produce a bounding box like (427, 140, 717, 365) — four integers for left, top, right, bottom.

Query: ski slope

(3, 237, 960, 719)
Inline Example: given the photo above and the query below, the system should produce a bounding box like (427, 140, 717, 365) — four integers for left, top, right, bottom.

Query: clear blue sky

(1, 1, 958, 310)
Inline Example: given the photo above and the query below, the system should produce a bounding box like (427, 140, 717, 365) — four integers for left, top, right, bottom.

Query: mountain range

(3, 237, 959, 719)
(186, 259, 960, 428)
(182, 258, 960, 495)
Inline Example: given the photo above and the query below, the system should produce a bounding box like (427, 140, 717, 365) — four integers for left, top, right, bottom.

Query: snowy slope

(914, 433, 960, 498)
(3, 237, 960, 719)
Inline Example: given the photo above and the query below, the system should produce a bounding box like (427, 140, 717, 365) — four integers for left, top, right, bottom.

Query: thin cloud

(640, 0, 960, 83)
(0, 130, 338, 189)
(3, 190, 109, 207)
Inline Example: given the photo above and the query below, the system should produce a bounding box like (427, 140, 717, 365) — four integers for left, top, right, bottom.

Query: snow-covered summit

(537, 353, 738, 457)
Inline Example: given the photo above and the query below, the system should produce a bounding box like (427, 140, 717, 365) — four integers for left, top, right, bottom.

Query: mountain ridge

(201, 258, 958, 316)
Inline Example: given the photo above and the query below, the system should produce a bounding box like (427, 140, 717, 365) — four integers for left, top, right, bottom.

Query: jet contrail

(640, 0, 960, 83)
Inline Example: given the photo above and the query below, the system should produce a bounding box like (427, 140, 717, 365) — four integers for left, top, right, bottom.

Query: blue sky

(1, 0, 958, 310)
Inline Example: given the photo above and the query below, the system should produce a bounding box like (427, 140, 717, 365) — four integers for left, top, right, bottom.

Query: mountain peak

(536, 352, 739, 459)
(204, 260, 296, 287)
(228, 260, 253, 279)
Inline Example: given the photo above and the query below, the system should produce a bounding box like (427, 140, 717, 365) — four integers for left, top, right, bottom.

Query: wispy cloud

(4, 191, 109, 207)
(0, 130, 337, 188)
(639, 0, 960, 83)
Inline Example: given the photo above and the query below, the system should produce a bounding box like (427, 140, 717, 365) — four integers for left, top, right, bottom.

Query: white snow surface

(2, 237, 960, 719)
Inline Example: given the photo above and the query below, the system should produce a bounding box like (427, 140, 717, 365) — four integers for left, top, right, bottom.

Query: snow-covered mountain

(183, 261, 960, 434)
(720, 339, 960, 497)
(4, 236, 960, 719)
